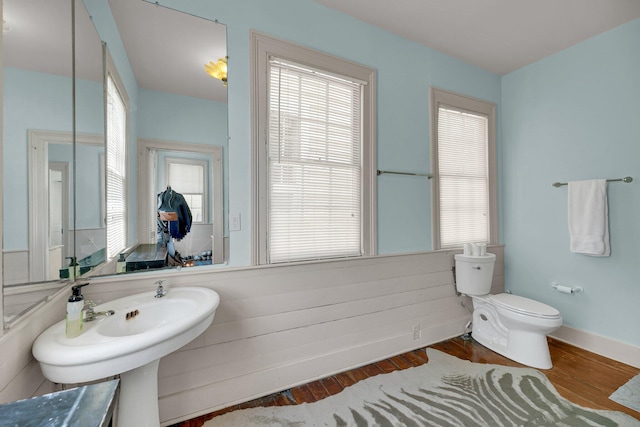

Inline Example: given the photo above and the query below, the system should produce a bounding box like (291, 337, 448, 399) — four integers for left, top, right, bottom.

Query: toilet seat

(488, 293, 560, 319)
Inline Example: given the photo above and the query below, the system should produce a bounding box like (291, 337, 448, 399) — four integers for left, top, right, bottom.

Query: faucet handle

(83, 300, 98, 310)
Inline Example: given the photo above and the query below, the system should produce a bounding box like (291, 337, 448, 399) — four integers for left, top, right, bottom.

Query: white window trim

(250, 31, 377, 265)
(429, 87, 498, 250)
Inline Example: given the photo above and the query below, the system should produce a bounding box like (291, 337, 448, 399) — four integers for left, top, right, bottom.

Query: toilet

(455, 253, 562, 369)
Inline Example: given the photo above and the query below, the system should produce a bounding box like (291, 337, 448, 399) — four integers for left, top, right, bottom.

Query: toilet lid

(489, 293, 560, 318)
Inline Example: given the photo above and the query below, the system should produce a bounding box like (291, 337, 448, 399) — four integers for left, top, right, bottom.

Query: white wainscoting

(0, 289, 67, 404)
(0, 248, 504, 425)
(3, 281, 68, 324)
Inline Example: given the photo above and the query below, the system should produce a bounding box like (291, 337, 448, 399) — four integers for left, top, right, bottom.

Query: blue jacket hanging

(157, 187, 192, 241)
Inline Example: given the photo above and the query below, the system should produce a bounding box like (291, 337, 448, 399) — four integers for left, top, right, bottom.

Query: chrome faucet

(154, 280, 167, 298)
(84, 301, 115, 322)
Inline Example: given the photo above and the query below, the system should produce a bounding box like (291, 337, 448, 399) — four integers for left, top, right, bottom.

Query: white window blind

(437, 105, 489, 248)
(106, 74, 127, 258)
(167, 161, 206, 223)
(267, 58, 363, 263)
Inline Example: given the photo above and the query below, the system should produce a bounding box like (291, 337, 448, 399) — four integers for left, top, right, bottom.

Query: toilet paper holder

(551, 282, 584, 294)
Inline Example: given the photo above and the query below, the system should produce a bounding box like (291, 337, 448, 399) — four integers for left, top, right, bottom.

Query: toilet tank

(454, 253, 496, 295)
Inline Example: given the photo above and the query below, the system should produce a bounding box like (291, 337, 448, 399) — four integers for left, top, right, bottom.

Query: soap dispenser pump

(66, 283, 89, 338)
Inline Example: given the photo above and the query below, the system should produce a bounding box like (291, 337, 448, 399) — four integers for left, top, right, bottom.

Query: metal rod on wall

(552, 176, 633, 187)
(377, 170, 433, 179)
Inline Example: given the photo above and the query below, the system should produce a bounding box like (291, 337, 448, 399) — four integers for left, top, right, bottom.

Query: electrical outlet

(412, 324, 421, 340)
(230, 213, 241, 231)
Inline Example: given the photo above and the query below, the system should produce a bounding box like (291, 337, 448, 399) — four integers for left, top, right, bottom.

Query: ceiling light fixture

(204, 56, 227, 86)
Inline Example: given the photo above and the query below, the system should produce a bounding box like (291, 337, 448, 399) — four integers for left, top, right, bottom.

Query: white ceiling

(110, 0, 227, 102)
(314, 0, 640, 75)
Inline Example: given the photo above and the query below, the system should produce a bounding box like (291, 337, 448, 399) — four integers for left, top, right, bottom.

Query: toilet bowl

(455, 253, 562, 369)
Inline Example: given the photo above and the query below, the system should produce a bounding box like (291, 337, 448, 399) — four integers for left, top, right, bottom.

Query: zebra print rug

(204, 348, 640, 426)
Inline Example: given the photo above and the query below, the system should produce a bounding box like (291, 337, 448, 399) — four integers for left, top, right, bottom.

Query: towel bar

(377, 170, 433, 178)
(552, 176, 633, 187)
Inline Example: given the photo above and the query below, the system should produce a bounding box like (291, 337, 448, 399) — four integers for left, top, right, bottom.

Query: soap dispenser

(116, 253, 127, 273)
(66, 283, 89, 338)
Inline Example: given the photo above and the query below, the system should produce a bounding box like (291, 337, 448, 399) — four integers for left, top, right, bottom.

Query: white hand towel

(568, 179, 609, 256)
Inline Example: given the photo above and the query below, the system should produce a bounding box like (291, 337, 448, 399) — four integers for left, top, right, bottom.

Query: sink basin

(98, 298, 195, 337)
(32, 286, 220, 426)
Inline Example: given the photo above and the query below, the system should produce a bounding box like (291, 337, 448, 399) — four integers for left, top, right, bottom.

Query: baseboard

(550, 325, 640, 369)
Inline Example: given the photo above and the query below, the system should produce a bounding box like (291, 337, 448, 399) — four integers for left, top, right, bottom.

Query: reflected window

(106, 62, 129, 258)
(165, 159, 207, 223)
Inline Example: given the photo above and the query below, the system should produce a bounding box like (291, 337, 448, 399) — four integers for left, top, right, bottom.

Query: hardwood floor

(170, 336, 640, 426)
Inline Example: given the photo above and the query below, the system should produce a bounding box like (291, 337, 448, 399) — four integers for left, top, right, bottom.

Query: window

(105, 56, 129, 259)
(252, 32, 376, 265)
(165, 158, 207, 223)
(430, 88, 497, 249)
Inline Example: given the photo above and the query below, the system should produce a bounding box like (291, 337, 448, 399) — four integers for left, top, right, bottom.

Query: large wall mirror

(88, 0, 228, 276)
(2, 0, 228, 327)
(2, 0, 104, 324)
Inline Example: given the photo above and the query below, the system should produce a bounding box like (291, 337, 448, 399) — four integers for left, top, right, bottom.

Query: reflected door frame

(48, 162, 69, 279)
(28, 130, 104, 282)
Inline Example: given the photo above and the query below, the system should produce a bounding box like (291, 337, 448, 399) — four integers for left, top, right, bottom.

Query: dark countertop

(0, 379, 119, 427)
(126, 243, 168, 272)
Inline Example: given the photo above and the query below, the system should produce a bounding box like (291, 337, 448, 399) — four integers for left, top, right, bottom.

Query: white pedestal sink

(32, 286, 220, 427)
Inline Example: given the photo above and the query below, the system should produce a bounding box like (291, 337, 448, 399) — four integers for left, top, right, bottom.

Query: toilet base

(471, 299, 556, 370)
(472, 328, 553, 369)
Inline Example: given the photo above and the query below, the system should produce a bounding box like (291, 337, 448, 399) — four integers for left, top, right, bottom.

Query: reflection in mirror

(74, 0, 106, 277)
(136, 140, 224, 271)
(86, 0, 228, 276)
(27, 130, 104, 282)
(2, 0, 104, 326)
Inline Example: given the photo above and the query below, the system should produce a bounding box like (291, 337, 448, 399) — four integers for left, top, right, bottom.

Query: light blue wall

(48, 142, 104, 230)
(3, 69, 73, 250)
(501, 18, 640, 346)
(155, 0, 502, 265)
(137, 89, 227, 146)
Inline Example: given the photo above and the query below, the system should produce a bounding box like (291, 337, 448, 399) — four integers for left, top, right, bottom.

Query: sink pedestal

(118, 359, 161, 427)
